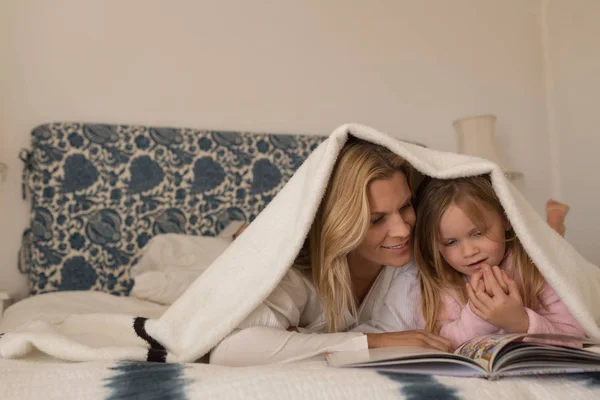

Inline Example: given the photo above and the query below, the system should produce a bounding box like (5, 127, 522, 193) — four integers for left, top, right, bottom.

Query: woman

(210, 137, 451, 366)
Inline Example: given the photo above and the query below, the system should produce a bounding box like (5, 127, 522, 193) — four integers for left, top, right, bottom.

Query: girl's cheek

(442, 248, 454, 260)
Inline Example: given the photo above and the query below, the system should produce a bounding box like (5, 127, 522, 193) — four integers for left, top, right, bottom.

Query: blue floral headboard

(20, 123, 326, 296)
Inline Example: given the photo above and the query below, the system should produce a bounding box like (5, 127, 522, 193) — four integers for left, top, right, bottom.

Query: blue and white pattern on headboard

(20, 122, 325, 296)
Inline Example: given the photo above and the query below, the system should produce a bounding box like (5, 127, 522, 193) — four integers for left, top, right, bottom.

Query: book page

(325, 334, 600, 379)
(454, 334, 522, 371)
(325, 346, 486, 377)
(326, 346, 452, 367)
(370, 362, 487, 378)
(584, 345, 600, 355)
(455, 333, 600, 373)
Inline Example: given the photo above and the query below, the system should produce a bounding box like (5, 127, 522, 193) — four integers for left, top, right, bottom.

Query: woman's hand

(467, 268, 529, 333)
(366, 330, 453, 352)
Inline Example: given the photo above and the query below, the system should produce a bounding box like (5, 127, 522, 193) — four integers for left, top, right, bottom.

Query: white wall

(0, 0, 555, 297)
(543, 0, 600, 264)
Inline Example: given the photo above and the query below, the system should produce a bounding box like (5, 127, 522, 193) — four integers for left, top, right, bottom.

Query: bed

(2, 293, 599, 400)
(1, 122, 599, 399)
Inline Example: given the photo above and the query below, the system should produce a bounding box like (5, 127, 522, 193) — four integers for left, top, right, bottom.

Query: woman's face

(348, 172, 416, 271)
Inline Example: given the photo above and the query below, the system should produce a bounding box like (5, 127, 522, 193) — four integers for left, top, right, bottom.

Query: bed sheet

(0, 356, 599, 400)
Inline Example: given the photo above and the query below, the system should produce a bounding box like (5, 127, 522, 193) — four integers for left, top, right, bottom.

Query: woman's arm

(366, 330, 452, 351)
(210, 324, 452, 366)
(210, 268, 370, 366)
(210, 325, 367, 366)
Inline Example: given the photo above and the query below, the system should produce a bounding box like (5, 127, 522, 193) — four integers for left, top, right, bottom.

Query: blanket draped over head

(1, 124, 599, 363)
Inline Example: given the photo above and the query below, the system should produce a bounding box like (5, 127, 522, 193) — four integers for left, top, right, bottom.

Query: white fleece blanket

(1, 123, 599, 363)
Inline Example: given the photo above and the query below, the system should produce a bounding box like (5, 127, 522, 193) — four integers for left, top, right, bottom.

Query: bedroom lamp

(452, 114, 523, 181)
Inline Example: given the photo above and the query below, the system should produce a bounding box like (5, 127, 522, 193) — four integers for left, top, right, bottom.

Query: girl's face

(348, 172, 416, 271)
(437, 202, 510, 276)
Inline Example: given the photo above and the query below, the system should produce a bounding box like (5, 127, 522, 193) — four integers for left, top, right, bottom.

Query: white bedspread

(1, 356, 599, 400)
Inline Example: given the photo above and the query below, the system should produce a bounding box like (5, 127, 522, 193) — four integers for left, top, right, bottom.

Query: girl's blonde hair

(298, 136, 413, 332)
(414, 175, 545, 333)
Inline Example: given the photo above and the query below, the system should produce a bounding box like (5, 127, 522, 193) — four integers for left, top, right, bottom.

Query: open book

(326, 333, 600, 380)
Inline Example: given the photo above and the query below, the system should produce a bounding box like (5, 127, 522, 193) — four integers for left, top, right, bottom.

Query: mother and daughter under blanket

(205, 137, 583, 366)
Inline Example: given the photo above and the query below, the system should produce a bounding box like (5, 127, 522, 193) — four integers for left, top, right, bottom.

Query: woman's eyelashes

(372, 204, 413, 224)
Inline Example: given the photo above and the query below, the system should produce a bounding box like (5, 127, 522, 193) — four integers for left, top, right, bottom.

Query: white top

(366, 266, 422, 333)
(209, 262, 420, 366)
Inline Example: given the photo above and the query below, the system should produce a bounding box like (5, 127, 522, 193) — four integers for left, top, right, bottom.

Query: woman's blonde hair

(298, 136, 413, 332)
(414, 175, 545, 333)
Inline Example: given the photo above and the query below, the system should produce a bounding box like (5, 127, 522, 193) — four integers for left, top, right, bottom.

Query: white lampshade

(453, 114, 523, 180)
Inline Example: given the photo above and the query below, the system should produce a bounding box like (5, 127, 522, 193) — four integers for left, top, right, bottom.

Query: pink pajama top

(369, 254, 586, 348)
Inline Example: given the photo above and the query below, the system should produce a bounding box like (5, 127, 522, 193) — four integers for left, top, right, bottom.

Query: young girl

(412, 175, 585, 348)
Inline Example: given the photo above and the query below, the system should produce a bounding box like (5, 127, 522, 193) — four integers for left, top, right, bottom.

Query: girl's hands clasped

(466, 265, 530, 333)
(469, 265, 508, 295)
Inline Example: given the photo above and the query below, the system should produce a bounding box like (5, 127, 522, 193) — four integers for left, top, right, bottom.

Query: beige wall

(543, 0, 600, 264)
(0, 0, 558, 296)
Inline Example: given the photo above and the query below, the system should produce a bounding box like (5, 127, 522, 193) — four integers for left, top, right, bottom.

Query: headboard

(20, 123, 326, 296)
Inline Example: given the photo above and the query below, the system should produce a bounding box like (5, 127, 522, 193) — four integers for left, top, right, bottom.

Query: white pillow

(130, 221, 245, 305)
